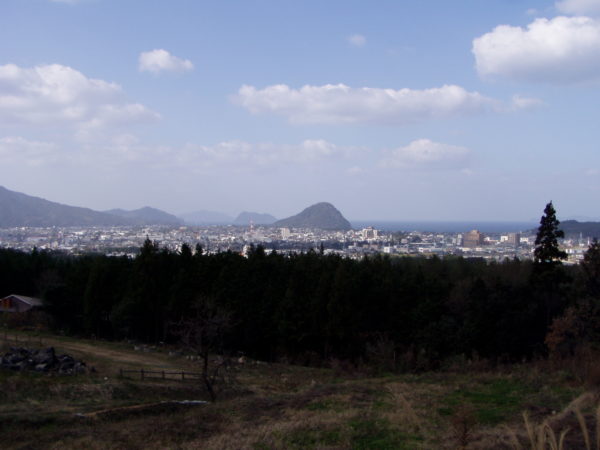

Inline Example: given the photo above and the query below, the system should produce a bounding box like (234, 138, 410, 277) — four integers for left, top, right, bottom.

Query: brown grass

(1, 332, 597, 449)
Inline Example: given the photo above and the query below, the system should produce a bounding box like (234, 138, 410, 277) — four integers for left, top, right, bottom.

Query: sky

(1, 0, 600, 221)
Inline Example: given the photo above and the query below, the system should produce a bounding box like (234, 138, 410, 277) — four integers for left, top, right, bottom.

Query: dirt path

(30, 336, 187, 371)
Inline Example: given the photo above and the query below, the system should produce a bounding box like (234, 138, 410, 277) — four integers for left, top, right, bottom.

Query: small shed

(0, 295, 44, 313)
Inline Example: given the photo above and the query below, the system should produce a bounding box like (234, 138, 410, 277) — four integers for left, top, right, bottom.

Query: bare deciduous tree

(171, 298, 232, 402)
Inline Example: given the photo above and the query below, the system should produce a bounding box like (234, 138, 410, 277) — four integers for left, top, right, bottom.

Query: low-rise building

(0, 294, 43, 313)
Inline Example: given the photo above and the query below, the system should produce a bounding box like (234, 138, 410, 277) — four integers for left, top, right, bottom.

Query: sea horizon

(349, 220, 538, 233)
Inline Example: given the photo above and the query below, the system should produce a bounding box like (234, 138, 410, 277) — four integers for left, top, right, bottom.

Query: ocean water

(350, 221, 538, 233)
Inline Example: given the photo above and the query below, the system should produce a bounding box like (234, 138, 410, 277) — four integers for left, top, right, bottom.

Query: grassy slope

(0, 330, 594, 449)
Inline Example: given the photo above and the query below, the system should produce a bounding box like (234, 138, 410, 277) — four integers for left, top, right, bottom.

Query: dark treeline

(2, 232, 600, 370)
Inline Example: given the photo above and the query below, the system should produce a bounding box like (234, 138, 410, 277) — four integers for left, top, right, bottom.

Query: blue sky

(1, 0, 600, 221)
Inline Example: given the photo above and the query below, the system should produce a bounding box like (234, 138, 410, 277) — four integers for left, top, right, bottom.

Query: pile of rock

(0, 347, 87, 374)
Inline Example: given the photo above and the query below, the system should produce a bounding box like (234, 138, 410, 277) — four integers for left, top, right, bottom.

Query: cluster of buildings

(0, 225, 591, 264)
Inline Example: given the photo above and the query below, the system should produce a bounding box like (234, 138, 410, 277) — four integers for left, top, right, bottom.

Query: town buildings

(0, 223, 581, 263)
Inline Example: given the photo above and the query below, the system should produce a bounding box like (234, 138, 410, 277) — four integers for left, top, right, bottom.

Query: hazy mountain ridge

(0, 186, 134, 227)
(0, 186, 183, 227)
(274, 202, 352, 230)
(105, 207, 182, 225)
(179, 210, 234, 225)
(233, 211, 277, 226)
(560, 220, 600, 238)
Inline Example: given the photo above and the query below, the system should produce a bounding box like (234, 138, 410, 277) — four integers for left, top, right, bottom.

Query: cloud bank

(380, 139, 470, 169)
(135, 139, 352, 171)
(556, 0, 600, 15)
(473, 16, 600, 83)
(0, 136, 57, 166)
(236, 83, 498, 125)
(138, 49, 194, 74)
(0, 63, 159, 131)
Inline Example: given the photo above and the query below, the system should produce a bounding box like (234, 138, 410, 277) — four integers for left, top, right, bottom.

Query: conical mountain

(273, 202, 351, 230)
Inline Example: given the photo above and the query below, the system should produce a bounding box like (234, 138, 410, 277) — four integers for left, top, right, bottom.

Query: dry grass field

(0, 330, 598, 449)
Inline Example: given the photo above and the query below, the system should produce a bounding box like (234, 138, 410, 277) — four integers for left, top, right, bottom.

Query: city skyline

(2, 1, 600, 220)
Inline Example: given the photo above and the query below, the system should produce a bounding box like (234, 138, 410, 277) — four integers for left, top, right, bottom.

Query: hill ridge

(0, 186, 177, 227)
(233, 211, 277, 226)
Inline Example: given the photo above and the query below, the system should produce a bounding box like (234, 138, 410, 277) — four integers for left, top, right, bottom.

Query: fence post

(141, 369, 144, 380)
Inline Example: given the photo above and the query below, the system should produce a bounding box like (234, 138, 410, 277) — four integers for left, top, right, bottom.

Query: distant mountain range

(560, 220, 600, 239)
(104, 207, 182, 226)
(178, 210, 234, 225)
(0, 186, 179, 227)
(0, 186, 132, 227)
(7, 184, 600, 236)
(274, 202, 352, 230)
(0, 186, 347, 231)
(233, 212, 277, 226)
(178, 210, 279, 226)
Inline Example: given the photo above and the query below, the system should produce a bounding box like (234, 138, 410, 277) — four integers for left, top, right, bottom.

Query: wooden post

(141, 369, 144, 380)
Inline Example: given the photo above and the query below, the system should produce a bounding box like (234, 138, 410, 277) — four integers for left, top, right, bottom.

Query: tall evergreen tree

(534, 201, 567, 266)
(532, 202, 569, 338)
(582, 238, 600, 296)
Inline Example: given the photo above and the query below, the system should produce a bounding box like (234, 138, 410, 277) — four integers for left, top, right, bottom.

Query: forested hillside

(2, 237, 597, 370)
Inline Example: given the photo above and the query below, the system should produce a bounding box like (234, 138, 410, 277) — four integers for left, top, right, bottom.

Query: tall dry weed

(450, 404, 477, 449)
(384, 383, 421, 433)
(510, 396, 600, 450)
(509, 411, 570, 450)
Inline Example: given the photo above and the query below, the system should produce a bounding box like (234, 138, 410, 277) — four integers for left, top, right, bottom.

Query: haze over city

(2, 0, 600, 221)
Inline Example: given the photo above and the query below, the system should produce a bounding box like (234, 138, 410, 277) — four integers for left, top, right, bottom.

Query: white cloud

(138, 49, 194, 74)
(380, 139, 470, 169)
(76, 138, 353, 173)
(172, 139, 351, 169)
(348, 34, 366, 47)
(473, 16, 600, 83)
(0, 136, 58, 166)
(235, 83, 497, 125)
(75, 104, 161, 142)
(556, 0, 600, 15)
(0, 63, 159, 132)
(6, 132, 474, 179)
(510, 95, 545, 110)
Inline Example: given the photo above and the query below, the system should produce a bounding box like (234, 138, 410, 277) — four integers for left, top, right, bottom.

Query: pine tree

(582, 238, 600, 296)
(534, 201, 567, 266)
(532, 202, 568, 333)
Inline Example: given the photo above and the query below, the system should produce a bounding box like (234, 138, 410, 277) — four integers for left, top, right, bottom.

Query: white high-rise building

(362, 227, 378, 240)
